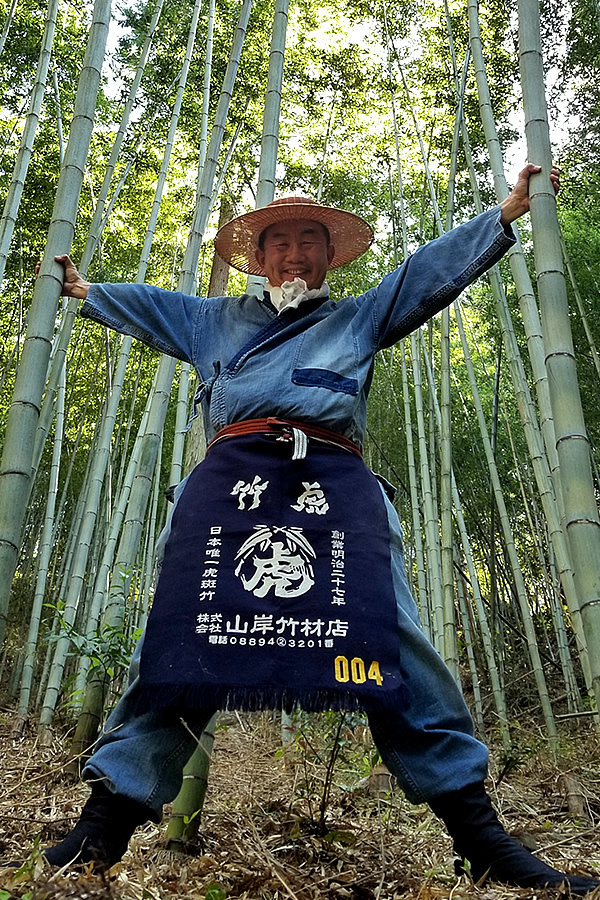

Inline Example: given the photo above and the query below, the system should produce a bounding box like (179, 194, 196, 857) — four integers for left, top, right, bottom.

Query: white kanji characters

(276, 616, 299, 635)
(209, 613, 222, 632)
(251, 614, 274, 635)
(235, 525, 316, 598)
(196, 614, 222, 635)
(300, 618, 325, 637)
(291, 481, 329, 515)
(231, 475, 269, 510)
(226, 614, 249, 634)
(326, 619, 349, 637)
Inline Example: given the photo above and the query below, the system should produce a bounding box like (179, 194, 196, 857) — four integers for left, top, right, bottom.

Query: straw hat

(214, 196, 374, 276)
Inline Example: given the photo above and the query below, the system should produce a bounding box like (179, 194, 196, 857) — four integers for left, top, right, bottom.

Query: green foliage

(278, 710, 380, 835)
(204, 884, 228, 900)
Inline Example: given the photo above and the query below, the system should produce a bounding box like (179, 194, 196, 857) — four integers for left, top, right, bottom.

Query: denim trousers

(83, 488, 489, 819)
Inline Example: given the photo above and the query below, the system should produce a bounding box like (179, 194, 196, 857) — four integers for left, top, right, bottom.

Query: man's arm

(499, 163, 560, 226)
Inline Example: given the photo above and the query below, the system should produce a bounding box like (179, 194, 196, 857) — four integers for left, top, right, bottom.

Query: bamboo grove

(0, 0, 599, 761)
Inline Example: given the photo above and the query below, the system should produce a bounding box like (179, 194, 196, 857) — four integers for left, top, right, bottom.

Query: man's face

(255, 218, 335, 290)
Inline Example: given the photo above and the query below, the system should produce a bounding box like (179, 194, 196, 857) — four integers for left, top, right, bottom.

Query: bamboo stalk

(71, 0, 253, 752)
(409, 333, 444, 651)
(518, 0, 600, 718)
(0, 0, 112, 647)
(454, 300, 557, 741)
(420, 333, 511, 748)
(0, 0, 19, 59)
(245, 0, 289, 297)
(0, 0, 60, 285)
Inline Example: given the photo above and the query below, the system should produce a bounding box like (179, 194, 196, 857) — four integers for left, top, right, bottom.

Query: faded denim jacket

(81, 206, 515, 449)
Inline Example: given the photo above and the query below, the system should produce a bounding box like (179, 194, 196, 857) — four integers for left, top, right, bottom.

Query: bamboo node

(579, 597, 600, 612)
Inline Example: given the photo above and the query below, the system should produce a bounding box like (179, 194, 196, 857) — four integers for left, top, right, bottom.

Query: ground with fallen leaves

(1, 708, 600, 900)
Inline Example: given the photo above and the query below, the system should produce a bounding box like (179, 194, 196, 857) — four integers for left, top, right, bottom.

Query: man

(40, 165, 599, 894)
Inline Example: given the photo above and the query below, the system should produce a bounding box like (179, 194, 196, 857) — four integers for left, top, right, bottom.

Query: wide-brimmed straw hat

(214, 196, 374, 276)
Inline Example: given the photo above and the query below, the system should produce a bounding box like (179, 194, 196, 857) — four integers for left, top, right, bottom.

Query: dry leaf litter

(0, 709, 599, 900)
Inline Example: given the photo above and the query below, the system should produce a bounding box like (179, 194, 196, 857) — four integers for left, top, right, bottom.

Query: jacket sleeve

(362, 206, 516, 350)
(80, 282, 204, 362)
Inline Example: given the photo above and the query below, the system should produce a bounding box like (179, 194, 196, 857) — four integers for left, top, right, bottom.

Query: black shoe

(430, 781, 600, 896)
(43, 781, 151, 872)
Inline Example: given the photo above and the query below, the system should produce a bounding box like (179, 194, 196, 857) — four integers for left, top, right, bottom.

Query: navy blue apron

(137, 432, 404, 714)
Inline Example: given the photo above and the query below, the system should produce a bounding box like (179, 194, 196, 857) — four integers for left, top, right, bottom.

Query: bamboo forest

(0, 0, 600, 895)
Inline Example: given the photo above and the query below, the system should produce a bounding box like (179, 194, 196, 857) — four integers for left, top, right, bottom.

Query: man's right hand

(53, 254, 91, 300)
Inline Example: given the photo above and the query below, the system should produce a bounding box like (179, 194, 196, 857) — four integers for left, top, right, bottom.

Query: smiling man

(256, 218, 335, 288)
(35, 168, 600, 896)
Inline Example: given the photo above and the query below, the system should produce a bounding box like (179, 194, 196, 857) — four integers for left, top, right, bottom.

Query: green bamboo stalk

(455, 549, 486, 737)
(546, 538, 581, 712)
(467, 0, 559, 488)
(518, 0, 600, 716)
(561, 237, 600, 383)
(72, 0, 253, 752)
(399, 344, 430, 638)
(455, 13, 592, 690)
(409, 333, 444, 651)
(51, 64, 65, 161)
(502, 405, 581, 712)
(29, 6, 171, 502)
(113, 351, 144, 501)
(0, 0, 19, 59)
(165, 715, 218, 852)
(180, 0, 253, 290)
(245, 0, 289, 297)
(37, 336, 135, 734)
(382, 28, 427, 632)
(14, 328, 67, 729)
(50, 0, 204, 733)
(0, 0, 60, 286)
(80, 0, 166, 275)
(454, 300, 557, 741)
(167, 0, 287, 842)
(193, 0, 216, 201)
(170, 0, 216, 488)
(0, 0, 112, 647)
(138, 429, 164, 622)
(70, 389, 153, 721)
(420, 333, 511, 748)
(437, 42, 471, 682)
(387, 18, 460, 664)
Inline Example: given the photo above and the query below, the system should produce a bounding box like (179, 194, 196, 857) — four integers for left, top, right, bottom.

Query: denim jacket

(82, 207, 515, 447)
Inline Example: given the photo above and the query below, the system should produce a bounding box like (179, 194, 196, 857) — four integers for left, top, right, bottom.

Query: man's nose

(285, 241, 305, 259)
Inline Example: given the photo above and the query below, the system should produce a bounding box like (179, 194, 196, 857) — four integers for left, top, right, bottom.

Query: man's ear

(255, 247, 266, 270)
(327, 244, 335, 266)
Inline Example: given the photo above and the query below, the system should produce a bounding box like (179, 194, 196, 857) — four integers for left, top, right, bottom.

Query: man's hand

(500, 163, 560, 226)
(53, 254, 91, 299)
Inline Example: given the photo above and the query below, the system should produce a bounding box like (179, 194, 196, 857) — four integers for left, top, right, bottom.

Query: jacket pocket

(292, 367, 358, 395)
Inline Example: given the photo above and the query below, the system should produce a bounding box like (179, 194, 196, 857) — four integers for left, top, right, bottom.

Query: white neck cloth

(266, 278, 330, 313)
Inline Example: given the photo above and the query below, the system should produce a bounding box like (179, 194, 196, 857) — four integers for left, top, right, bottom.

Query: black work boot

(430, 781, 600, 896)
(43, 781, 152, 871)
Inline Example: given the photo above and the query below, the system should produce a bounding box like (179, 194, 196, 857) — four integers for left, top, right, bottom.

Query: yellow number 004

(334, 656, 383, 686)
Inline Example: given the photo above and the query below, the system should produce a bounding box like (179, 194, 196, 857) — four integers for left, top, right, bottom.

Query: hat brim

(214, 201, 374, 276)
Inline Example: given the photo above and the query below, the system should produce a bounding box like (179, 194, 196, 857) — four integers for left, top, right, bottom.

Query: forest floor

(1, 709, 600, 900)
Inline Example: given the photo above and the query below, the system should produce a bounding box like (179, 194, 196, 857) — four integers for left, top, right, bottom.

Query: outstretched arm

(54, 254, 91, 299)
(499, 163, 560, 226)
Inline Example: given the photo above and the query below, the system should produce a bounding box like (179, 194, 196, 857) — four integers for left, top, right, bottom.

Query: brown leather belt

(206, 417, 362, 459)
